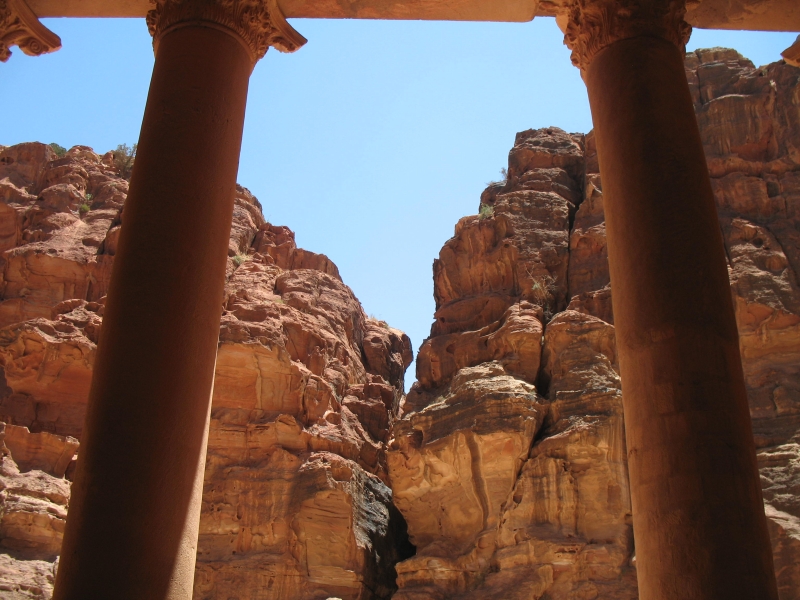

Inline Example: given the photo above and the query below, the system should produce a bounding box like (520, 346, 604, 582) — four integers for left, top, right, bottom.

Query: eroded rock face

(0, 423, 71, 599)
(0, 143, 415, 599)
(198, 225, 414, 599)
(389, 125, 636, 598)
(389, 50, 800, 599)
(389, 362, 545, 597)
(0, 145, 118, 330)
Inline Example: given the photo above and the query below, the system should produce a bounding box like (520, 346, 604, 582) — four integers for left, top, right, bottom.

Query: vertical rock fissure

(465, 430, 491, 533)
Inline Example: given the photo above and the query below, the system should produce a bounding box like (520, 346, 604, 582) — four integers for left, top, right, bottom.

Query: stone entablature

(3, 0, 799, 64)
(18, 0, 800, 31)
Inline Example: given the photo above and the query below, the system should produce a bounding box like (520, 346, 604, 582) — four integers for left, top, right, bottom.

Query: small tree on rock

(114, 143, 137, 179)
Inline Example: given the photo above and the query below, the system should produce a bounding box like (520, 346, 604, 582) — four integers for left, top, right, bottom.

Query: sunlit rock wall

(0, 143, 414, 599)
(387, 49, 800, 599)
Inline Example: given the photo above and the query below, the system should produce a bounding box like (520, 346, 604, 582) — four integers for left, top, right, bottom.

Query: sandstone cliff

(0, 143, 414, 599)
(0, 46, 798, 600)
(387, 48, 800, 599)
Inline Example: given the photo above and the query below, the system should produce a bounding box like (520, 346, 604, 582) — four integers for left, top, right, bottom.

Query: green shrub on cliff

(479, 204, 494, 219)
(114, 143, 137, 179)
(49, 143, 67, 157)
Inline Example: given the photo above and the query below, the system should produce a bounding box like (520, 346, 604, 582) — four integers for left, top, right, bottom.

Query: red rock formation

(0, 142, 414, 598)
(0, 423, 72, 598)
(389, 49, 800, 599)
(0, 145, 118, 329)
(0, 46, 799, 600)
(198, 225, 414, 599)
(389, 127, 636, 599)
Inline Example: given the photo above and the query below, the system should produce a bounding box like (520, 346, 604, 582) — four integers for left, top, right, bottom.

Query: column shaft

(54, 24, 251, 600)
(585, 35, 778, 599)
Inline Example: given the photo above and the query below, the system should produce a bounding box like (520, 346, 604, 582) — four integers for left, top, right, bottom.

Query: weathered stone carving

(562, 0, 691, 72)
(146, 0, 306, 63)
(0, 0, 61, 62)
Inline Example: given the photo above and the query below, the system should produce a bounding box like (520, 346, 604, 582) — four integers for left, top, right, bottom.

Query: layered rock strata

(388, 49, 800, 599)
(0, 143, 414, 599)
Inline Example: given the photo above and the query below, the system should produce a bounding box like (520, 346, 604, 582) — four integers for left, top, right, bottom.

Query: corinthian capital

(1, 0, 61, 62)
(146, 0, 306, 64)
(562, 0, 691, 72)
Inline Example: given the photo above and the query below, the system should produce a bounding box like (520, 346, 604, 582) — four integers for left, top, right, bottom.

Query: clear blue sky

(3, 17, 796, 388)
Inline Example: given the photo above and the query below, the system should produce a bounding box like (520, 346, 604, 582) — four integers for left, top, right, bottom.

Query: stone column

(562, 1, 779, 598)
(53, 2, 304, 599)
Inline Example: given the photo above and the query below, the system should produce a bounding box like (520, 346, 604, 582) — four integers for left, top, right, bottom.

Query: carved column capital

(146, 0, 306, 65)
(0, 0, 61, 62)
(562, 0, 691, 73)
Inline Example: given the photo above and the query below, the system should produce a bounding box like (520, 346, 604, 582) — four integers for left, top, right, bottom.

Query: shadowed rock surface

(388, 49, 800, 599)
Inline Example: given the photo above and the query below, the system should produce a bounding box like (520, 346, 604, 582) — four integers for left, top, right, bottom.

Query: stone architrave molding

(0, 0, 61, 62)
(562, 0, 692, 72)
(146, 0, 306, 64)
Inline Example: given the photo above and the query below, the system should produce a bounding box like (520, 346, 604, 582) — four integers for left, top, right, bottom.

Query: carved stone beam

(558, 0, 691, 75)
(0, 0, 61, 62)
(146, 0, 306, 68)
